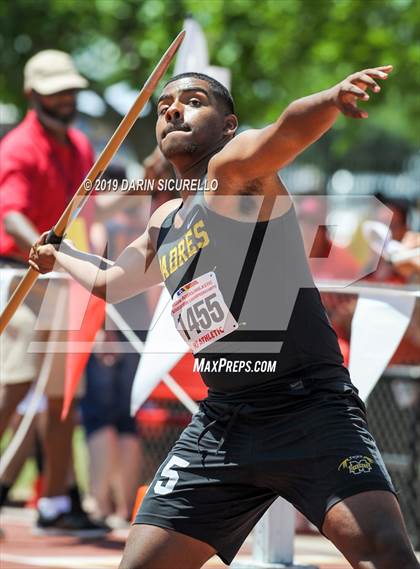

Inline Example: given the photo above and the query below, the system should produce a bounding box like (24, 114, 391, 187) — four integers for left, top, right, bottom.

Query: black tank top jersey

(156, 192, 349, 395)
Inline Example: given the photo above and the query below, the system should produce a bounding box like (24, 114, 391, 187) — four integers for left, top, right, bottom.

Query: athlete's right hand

(28, 231, 60, 274)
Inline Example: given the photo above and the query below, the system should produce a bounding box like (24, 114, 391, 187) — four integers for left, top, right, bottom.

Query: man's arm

(1, 148, 40, 255)
(392, 231, 420, 282)
(4, 211, 40, 253)
(28, 200, 176, 303)
(210, 65, 392, 182)
(29, 228, 162, 303)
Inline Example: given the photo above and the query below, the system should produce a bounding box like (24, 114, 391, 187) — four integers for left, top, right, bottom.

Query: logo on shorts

(338, 455, 374, 475)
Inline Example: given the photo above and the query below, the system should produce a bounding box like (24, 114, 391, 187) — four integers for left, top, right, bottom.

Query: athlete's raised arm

(28, 200, 179, 303)
(210, 65, 392, 182)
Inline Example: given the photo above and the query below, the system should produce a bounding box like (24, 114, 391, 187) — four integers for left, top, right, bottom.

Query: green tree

(1, 0, 418, 169)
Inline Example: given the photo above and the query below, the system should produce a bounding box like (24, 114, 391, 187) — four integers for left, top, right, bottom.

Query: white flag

(349, 294, 415, 401)
(174, 17, 209, 75)
(174, 17, 231, 90)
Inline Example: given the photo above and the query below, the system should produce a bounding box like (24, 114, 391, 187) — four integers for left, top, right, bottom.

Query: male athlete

(30, 66, 419, 569)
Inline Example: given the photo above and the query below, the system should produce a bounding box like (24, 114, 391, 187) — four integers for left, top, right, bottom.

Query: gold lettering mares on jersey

(159, 219, 210, 280)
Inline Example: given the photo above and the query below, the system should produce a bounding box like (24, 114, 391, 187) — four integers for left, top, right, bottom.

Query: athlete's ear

(223, 114, 238, 138)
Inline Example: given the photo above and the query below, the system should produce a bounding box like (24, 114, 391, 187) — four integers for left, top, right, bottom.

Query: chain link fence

(367, 366, 420, 549)
(138, 401, 192, 482)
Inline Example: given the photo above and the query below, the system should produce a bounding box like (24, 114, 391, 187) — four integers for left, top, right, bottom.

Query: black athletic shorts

(134, 377, 396, 565)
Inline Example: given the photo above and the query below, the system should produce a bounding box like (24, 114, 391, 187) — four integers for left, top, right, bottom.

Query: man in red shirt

(0, 50, 107, 536)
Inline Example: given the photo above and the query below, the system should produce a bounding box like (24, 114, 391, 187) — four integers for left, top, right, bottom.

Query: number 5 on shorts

(154, 455, 190, 495)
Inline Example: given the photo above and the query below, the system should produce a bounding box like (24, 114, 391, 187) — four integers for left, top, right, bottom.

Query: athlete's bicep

(104, 230, 163, 303)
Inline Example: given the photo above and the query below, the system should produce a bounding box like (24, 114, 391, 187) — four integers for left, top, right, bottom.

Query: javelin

(0, 30, 185, 335)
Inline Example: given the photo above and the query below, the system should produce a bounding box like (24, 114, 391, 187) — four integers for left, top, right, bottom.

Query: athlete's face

(156, 78, 230, 161)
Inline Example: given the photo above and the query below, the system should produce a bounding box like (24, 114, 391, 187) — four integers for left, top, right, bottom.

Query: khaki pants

(0, 268, 81, 397)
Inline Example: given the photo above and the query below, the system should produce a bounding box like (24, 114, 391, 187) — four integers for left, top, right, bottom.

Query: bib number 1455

(177, 292, 224, 338)
(172, 271, 238, 353)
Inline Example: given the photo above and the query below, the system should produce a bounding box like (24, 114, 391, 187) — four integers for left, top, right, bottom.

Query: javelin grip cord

(46, 229, 64, 245)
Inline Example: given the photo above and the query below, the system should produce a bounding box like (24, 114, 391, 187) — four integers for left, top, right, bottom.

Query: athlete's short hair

(164, 72, 235, 115)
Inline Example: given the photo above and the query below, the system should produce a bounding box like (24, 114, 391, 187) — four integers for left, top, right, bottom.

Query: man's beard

(41, 103, 76, 126)
(32, 95, 76, 131)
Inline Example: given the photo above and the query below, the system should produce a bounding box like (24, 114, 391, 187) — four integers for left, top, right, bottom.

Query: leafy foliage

(1, 0, 418, 169)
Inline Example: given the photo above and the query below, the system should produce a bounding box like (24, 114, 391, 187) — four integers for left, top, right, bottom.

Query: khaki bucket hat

(24, 50, 88, 95)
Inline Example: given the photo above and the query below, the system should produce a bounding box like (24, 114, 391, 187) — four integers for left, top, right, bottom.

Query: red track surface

(2, 506, 418, 569)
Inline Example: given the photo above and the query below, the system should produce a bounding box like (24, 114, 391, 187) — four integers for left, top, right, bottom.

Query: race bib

(172, 271, 238, 353)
